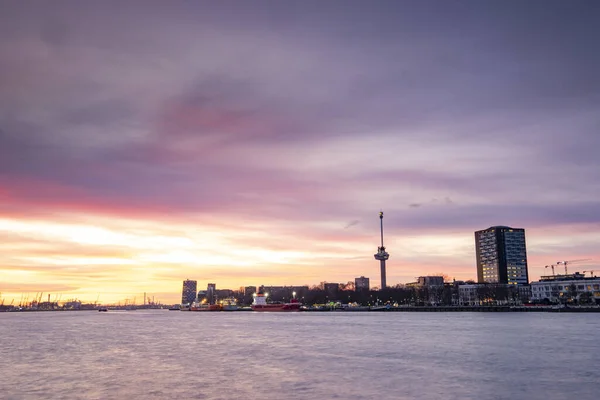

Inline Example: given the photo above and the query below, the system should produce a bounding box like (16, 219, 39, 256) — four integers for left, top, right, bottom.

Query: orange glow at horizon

(2, 212, 599, 305)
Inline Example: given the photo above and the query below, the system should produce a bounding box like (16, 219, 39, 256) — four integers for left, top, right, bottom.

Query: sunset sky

(1, 1, 599, 304)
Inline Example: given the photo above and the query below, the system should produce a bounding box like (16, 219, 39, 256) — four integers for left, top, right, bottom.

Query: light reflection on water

(1, 311, 599, 399)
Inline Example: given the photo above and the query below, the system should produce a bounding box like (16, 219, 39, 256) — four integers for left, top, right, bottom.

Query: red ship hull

(251, 303, 302, 312)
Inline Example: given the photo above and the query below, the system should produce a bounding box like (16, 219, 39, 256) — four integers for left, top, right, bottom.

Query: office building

(456, 283, 530, 306)
(355, 276, 370, 291)
(181, 279, 197, 305)
(324, 283, 339, 295)
(406, 276, 444, 288)
(207, 283, 216, 305)
(475, 226, 528, 285)
(258, 285, 309, 301)
(457, 284, 479, 306)
(530, 273, 600, 304)
(404, 276, 446, 305)
(216, 289, 234, 299)
(416, 276, 444, 287)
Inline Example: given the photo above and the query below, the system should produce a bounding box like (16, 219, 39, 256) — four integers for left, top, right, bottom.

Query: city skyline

(1, 1, 600, 304)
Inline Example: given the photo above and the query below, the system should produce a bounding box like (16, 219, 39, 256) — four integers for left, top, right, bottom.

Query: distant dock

(365, 305, 600, 313)
(4, 305, 600, 313)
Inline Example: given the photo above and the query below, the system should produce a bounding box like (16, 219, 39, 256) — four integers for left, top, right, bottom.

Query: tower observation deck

(374, 211, 389, 288)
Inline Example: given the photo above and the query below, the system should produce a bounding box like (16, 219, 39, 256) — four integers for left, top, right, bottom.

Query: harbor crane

(583, 270, 596, 278)
(556, 259, 592, 275)
(545, 264, 557, 276)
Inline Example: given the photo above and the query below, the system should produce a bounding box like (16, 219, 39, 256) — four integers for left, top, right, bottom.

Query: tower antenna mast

(380, 211, 384, 248)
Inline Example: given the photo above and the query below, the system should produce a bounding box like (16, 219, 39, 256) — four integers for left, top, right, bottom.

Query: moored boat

(220, 298, 239, 311)
(251, 291, 302, 312)
(190, 302, 222, 311)
(370, 304, 392, 311)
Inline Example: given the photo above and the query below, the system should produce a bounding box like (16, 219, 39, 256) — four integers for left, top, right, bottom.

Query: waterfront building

(181, 279, 197, 305)
(475, 226, 528, 285)
(457, 283, 530, 306)
(530, 273, 600, 304)
(259, 285, 287, 296)
(355, 276, 370, 291)
(406, 276, 445, 287)
(207, 283, 216, 305)
(324, 283, 340, 299)
(215, 289, 234, 299)
(257, 286, 308, 302)
(405, 276, 446, 305)
(517, 284, 531, 303)
(458, 284, 480, 306)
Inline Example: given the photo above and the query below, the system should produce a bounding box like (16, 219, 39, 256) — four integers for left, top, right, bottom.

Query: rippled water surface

(1, 311, 599, 399)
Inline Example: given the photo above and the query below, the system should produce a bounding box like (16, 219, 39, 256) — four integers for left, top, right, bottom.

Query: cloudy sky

(1, 0, 599, 304)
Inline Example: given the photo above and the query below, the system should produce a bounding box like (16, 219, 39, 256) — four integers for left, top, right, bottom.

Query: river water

(1, 310, 598, 399)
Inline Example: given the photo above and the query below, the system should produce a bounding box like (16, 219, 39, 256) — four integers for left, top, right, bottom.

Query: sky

(1, 0, 599, 304)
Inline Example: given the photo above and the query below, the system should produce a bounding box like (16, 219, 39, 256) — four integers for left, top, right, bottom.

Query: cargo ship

(251, 291, 302, 312)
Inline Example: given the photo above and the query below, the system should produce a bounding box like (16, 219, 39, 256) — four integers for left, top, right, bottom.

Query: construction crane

(556, 259, 592, 275)
(583, 270, 596, 278)
(545, 264, 557, 276)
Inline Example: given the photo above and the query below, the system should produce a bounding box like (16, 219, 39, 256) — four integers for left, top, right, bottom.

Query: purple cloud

(1, 0, 599, 254)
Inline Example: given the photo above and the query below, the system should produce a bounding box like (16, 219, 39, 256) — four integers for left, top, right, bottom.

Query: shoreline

(3, 306, 600, 313)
